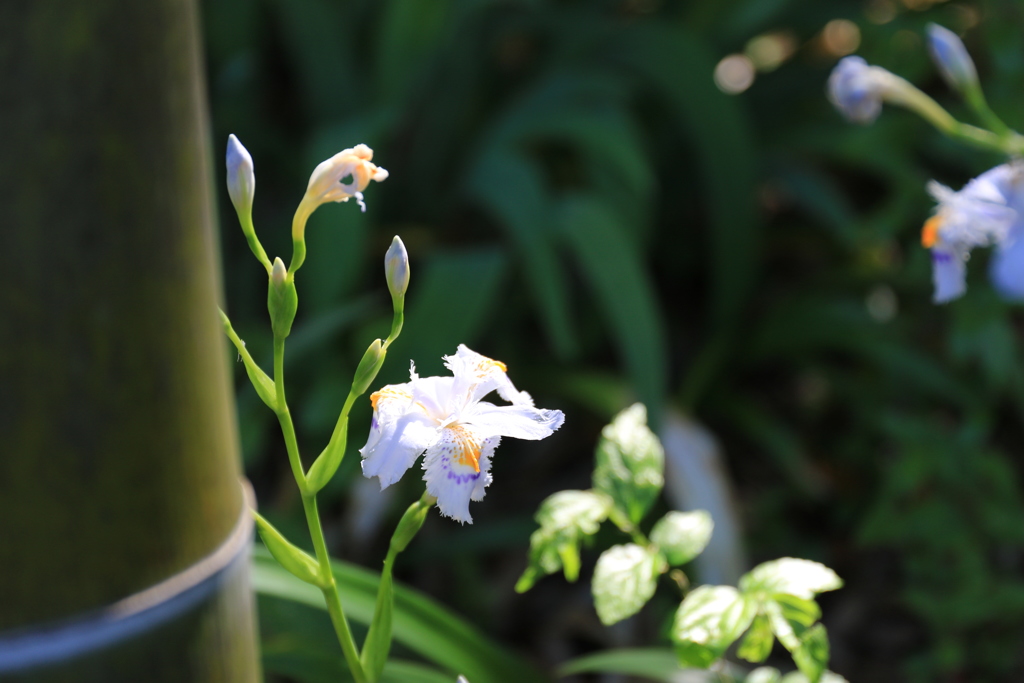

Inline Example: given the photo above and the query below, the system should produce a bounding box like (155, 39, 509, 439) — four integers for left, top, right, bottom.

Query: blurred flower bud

(384, 235, 410, 300)
(271, 257, 287, 291)
(226, 134, 255, 216)
(352, 339, 386, 396)
(827, 56, 885, 124)
(927, 23, 978, 93)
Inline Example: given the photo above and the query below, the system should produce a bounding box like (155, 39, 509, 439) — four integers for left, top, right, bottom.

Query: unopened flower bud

(268, 257, 298, 339)
(927, 23, 978, 93)
(271, 257, 287, 291)
(226, 134, 255, 216)
(384, 235, 409, 300)
(828, 56, 885, 124)
(352, 339, 386, 396)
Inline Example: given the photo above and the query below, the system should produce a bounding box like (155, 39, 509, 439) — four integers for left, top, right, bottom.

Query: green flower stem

(361, 491, 436, 682)
(891, 82, 1024, 154)
(385, 308, 403, 348)
(964, 85, 1013, 138)
(238, 211, 272, 273)
(273, 334, 367, 683)
(303, 492, 367, 683)
(273, 337, 307, 493)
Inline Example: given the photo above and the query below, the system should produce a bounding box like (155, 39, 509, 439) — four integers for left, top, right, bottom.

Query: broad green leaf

(592, 544, 659, 625)
(765, 600, 830, 683)
(779, 670, 849, 683)
(592, 404, 665, 527)
(650, 510, 713, 566)
(671, 585, 755, 668)
(737, 612, 774, 664)
(745, 668, 782, 683)
(740, 558, 842, 600)
(559, 197, 668, 423)
(773, 593, 822, 629)
(253, 548, 549, 683)
(517, 489, 612, 591)
(790, 624, 830, 683)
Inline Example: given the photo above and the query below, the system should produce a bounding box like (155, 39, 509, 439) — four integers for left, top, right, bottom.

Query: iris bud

(226, 134, 255, 217)
(384, 236, 410, 301)
(927, 23, 978, 93)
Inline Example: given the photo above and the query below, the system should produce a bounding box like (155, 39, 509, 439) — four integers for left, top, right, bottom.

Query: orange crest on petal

(922, 215, 942, 248)
(447, 425, 482, 472)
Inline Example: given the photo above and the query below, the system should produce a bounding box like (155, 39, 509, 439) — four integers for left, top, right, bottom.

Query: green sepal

(219, 309, 277, 411)
(252, 509, 324, 588)
(268, 275, 299, 339)
(390, 493, 434, 554)
(306, 413, 349, 494)
(362, 494, 435, 682)
(352, 338, 386, 397)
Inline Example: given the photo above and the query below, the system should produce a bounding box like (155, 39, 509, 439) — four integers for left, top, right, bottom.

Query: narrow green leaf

(592, 404, 664, 527)
(253, 511, 324, 588)
(361, 557, 395, 683)
(253, 548, 550, 683)
(559, 197, 668, 422)
(380, 661, 460, 683)
(649, 510, 713, 566)
(739, 558, 843, 600)
(558, 648, 686, 681)
(592, 544, 660, 626)
(399, 248, 508, 375)
(466, 151, 576, 358)
(516, 490, 612, 591)
(671, 585, 756, 668)
(306, 415, 348, 495)
(737, 612, 774, 664)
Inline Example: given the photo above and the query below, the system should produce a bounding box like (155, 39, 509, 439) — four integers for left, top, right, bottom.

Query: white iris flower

(360, 345, 565, 523)
(922, 163, 1022, 303)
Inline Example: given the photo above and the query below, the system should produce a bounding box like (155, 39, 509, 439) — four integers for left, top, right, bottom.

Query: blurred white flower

(922, 163, 1021, 303)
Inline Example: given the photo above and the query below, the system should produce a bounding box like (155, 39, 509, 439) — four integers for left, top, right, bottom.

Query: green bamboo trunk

(0, 0, 260, 679)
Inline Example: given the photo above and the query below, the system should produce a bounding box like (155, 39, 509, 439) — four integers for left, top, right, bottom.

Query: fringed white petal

(422, 425, 497, 524)
(360, 411, 436, 488)
(462, 401, 564, 440)
(444, 344, 531, 407)
(360, 383, 436, 488)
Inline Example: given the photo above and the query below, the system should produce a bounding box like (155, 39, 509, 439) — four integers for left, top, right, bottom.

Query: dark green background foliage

(201, 0, 1024, 680)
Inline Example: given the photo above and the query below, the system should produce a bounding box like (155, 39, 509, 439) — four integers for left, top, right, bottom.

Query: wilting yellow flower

(293, 144, 388, 240)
